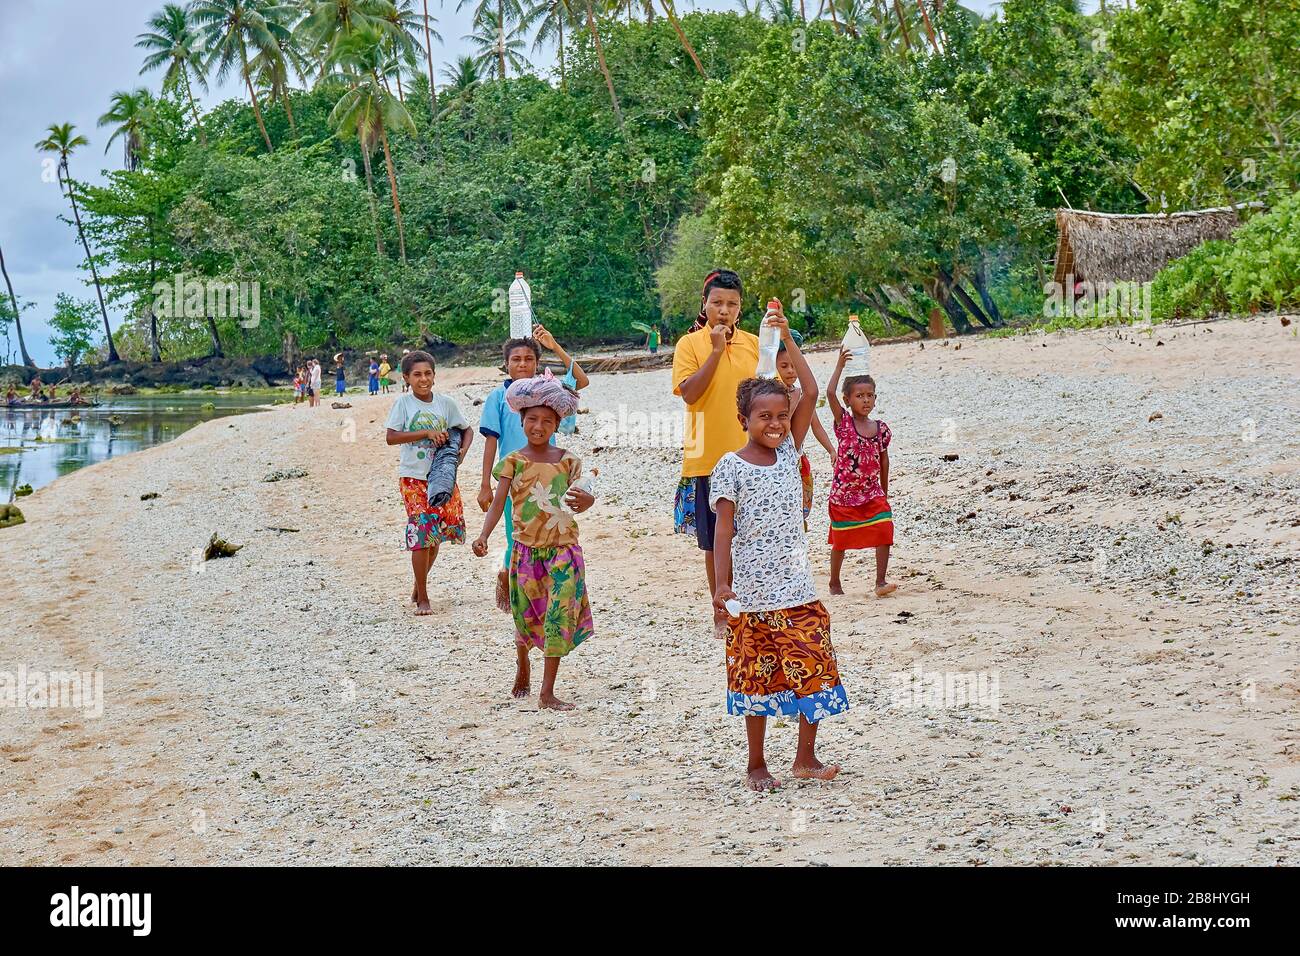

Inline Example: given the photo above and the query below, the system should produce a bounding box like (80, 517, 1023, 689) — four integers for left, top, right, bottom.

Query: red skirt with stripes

(828, 497, 894, 549)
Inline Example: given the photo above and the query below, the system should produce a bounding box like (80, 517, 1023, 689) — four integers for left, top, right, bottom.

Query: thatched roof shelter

(1052, 205, 1260, 285)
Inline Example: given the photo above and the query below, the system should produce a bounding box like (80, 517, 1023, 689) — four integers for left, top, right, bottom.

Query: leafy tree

(48, 294, 102, 367)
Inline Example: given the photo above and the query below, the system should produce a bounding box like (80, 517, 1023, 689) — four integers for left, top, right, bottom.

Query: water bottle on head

(842, 314, 871, 376)
(756, 298, 782, 379)
(508, 272, 533, 340)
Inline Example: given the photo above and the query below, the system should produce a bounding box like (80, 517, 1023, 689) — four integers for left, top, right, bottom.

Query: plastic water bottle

(842, 314, 871, 375)
(508, 272, 533, 339)
(756, 299, 781, 378)
(713, 598, 742, 640)
(561, 468, 599, 516)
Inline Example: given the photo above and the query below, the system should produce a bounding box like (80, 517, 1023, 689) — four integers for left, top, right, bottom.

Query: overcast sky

(1, 0, 1092, 365)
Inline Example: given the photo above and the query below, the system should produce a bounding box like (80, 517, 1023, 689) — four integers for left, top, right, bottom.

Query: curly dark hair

(503, 337, 541, 365)
(736, 377, 792, 418)
(400, 350, 435, 375)
(841, 374, 876, 399)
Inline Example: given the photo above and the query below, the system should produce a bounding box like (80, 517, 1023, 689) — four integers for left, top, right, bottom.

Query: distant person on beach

(776, 330, 836, 527)
(711, 311, 846, 791)
(473, 371, 595, 709)
(478, 326, 588, 612)
(334, 355, 346, 397)
(385, 350, 473, 616)
(28, 376, 45, 402)
(671, 269, 758, 595)
(6, 384, 19, 405)
(825, 352, 895, 598)
(368, 357, 380, 396)
(646, 325, 661, 355)
(378, 355, 392, 394)
(309, 360, 322, 407)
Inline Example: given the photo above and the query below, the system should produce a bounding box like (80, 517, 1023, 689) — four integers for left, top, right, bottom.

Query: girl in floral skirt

(473, 371, 596, 710)
(711, 305, 847, 792)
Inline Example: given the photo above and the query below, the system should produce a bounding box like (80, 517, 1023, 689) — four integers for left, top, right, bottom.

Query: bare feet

(746, 766, 781, 791)
(874, 582, 897, 597)
(512, 660, 530, 699)
(829, 581, 845, 596)
(495, 572, 510, 613)
(791, 758, 841, 781)
(538, 692, 574, 711)
(414, 598, 433, 616)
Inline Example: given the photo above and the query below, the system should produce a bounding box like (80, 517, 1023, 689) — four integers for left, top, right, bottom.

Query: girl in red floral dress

(825, 349, 895, 597)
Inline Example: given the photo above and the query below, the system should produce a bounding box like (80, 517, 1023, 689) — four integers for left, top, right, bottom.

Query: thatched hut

(1052, 205, 1259, 286)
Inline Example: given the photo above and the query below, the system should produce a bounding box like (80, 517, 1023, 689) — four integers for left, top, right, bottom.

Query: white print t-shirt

(385, 392, 470, 480)
(709, 435, 818, 613)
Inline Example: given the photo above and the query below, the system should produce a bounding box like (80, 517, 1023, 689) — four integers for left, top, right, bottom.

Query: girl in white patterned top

(710, 305, 847, 792)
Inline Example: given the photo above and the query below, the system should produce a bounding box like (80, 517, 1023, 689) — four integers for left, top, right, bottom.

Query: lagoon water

(2, 392, 272, 498)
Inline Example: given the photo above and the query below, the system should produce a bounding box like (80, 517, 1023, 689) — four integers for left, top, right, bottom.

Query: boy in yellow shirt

(671, 269, 758, 594)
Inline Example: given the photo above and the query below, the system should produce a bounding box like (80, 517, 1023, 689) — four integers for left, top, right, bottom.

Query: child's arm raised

(768, 307, 818, 449)
(471, 475, 512, 556)
(533, 324, 589, 390)
(825, 348, 850, 424)
(711, 498, 737, 623)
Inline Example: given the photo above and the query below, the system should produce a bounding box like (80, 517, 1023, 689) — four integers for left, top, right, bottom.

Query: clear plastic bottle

(508, 272, 533, 339)
(561, 468, 599, 516)
(842, 314, 871, 375)
(756, 299, 782, 378)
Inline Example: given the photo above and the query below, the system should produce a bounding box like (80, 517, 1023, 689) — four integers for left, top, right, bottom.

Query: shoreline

(1, 318, 1297, 865)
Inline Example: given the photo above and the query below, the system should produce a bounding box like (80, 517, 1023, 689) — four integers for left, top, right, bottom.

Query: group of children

(383, 271, 895, 789)
(385, 325, 593, 711)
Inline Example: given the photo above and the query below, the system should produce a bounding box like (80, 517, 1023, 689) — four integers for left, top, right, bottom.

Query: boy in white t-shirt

(384, 350, 473, 616)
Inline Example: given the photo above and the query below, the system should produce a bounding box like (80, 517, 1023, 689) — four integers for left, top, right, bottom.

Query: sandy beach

(2, 315, 1298, 866)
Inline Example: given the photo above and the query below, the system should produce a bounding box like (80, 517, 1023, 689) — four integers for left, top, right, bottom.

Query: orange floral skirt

(723, 600, 848, 722)
(399, 478, 465, 551)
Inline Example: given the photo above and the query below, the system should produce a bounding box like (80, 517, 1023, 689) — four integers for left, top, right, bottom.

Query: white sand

(1, 314, 1298, 865)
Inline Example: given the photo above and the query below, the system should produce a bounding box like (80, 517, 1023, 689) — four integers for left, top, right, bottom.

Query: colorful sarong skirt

(399, 478, 465, 551)
(673, 476, 696, 535)
(509, 541, 594, 657)
(723, 600, 848, 722)
(827, 497, 893, 550)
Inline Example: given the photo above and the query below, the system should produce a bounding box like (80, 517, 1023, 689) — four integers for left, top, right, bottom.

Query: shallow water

(1, 392, 272, 498)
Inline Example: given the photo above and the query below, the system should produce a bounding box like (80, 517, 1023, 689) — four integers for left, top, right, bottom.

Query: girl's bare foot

(495, 572, 510, 613)
(874, 582, 897, 597)
(512, 660, 530, 699)
(414, 599, 433, 616)
(829, 581, 844, 595)
(791, 757, 841, 781)
(746, 766, 780, 791)
(538, 692, 574, 711)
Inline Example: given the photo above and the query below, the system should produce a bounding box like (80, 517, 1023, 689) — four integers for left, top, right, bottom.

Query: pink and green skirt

(508, 541, 594, 657)
(828, 497, 893, 550)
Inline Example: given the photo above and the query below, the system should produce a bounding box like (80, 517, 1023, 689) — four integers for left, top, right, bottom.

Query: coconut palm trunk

(660, 1, 706, 77)
(584, 2, 624, 129)
(180, 70, 208, 144)
(891, 0, 912, 52)
(361, 146, 386, 256)
(57, 161, 119, 362)
(378, 122, 408, 263)
(0, 242, 34, 367)
(240, 36, 274, 151)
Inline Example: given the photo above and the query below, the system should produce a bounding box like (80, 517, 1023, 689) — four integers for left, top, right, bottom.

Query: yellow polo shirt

(672, 325, 759, 478)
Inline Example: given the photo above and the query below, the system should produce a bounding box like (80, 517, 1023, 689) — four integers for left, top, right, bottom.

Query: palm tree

(420, 0, 441, 112)
(136, 3, 209, 143)
(438, 54, 482, 125)
(375, 0, 431, 101)
(0, 242, 35, 367)
(35, 124, 119, 362)
(522, 0, 573, 88)
(98, 89, 156, 171)
(296, 0, 394, 70)
(328, 26, 417, 262)
(192, 0, 293, 152)
(457, 0, 525, 81)
(465, 6, 531, 79)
